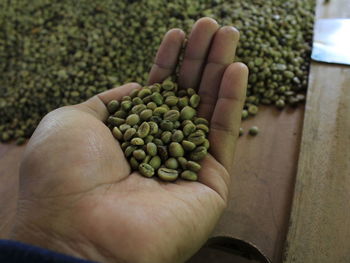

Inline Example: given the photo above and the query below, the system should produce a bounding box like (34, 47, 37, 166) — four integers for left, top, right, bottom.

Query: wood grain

(283, 0, 350, 262)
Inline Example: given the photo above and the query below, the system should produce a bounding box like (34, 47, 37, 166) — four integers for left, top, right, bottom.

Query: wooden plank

(0, 144, 24, 238)
(283, 0, 350, 262)
(213, 106, 304, 263)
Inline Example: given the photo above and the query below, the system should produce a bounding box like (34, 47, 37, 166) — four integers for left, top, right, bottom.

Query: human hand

(11, 17, 248, 263)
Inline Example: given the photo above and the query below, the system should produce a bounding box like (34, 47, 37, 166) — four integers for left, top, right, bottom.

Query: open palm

(11, 18, 248, 263)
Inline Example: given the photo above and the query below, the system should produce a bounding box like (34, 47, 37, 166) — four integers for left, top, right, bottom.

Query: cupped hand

(11, 18, 248, 263)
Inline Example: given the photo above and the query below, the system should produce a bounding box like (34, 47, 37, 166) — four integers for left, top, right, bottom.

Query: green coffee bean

(161, 131, 172, 144)
(119, 124, 131, 132)
(147, 102, 157, 110)
(108, 116, 125, 126)
(178, 97, 189, 108)
(180, 106, 196, 120)
(242, 110, 249, 119)
(249, 105, 259, 115)
(157, 145, 168, 161)
(107, 100, 119, 114)
(171, 130, 184, 142)
(165, 158, 179, 169)
(284, 71, 295, 79)
(158, 168, 178, 181)
(187, 161, 201, 172)
(203, 139, 210, 150)
(190, 146, 207, 161)
(131, 104, 147, 114)
(142, 95, 153, 104)
(162, 79, 175, 91)
(149, 121, 159, 135)
(149, 156, 161, 170)
(187, 88, 196, 96)
(249, 126, 259, 136)
(122, 96, 131, 101)
(143, 155, 151, 164)
(154, 107, 168, 116)
(131, 137, 144, 145)
(160, 120, 174, 131)
(189, 94, 200, 108)
(121, 142, 130, 151)
(276, 99, 285, 109)
(133, 149, 146, 160)
(151, 92, 163, 105)
(160, 104, 170, 110)
(125, 145, 137, 157)
(194, 117, 209, 126)
(138, 88, 152, 98)
(169, 142, 184, 157)
(132, 97, 143, 107)
(165, 96, 179, 106)
(182, 120, 194, 127)
(153, 138, 164, 146)
(181, 170, 198, 181)
(183, 123, 196, 136)
(177, 157, 188, 170)
(124, 128, 136, 141)
(114, 110, 127, 119)
(144, 135, 154, 144)
(121, 100, 132, 111)
(150, 84, 161, 93)
(130, 157, 139, 170)
(112, 127, 123, 140)
(140, 109, 153, 121)
(146, 142, 157, 156)
(182, 140, 196, 151)
(138, 163, 155, 177)
(126, 114, 140, 126)
(164, 110, 180, 121)
(130, 89, 140, 98)
(196, 124, 209, 133)
(137, 122, 150, 138)
(149, 115, 162, 125)
(188, 131, 205, 145)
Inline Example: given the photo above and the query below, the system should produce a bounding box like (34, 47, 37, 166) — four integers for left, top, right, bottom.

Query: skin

(10, 17, 248, 263)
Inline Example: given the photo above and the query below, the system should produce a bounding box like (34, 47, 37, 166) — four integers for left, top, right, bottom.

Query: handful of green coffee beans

(106, 79, 209, 182)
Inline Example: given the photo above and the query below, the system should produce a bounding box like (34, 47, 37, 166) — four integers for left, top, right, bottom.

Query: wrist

(10, 218, 114, 263)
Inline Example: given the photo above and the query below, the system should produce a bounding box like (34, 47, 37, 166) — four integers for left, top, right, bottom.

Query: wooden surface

(212, 106, 304, 263)
(0, 144, 23, 238)
(283, 0, 350, 262)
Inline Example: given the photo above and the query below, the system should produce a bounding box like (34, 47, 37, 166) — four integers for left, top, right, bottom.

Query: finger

(198, 26, 240, 120)
(76, 83, 141, 121)
(209, 62, 248, 172)
(148, 29, 185, 84)
(178, 17, 219, 90)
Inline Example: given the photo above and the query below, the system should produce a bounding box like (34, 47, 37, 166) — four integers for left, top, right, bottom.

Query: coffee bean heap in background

(0, 0, 315, 143)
